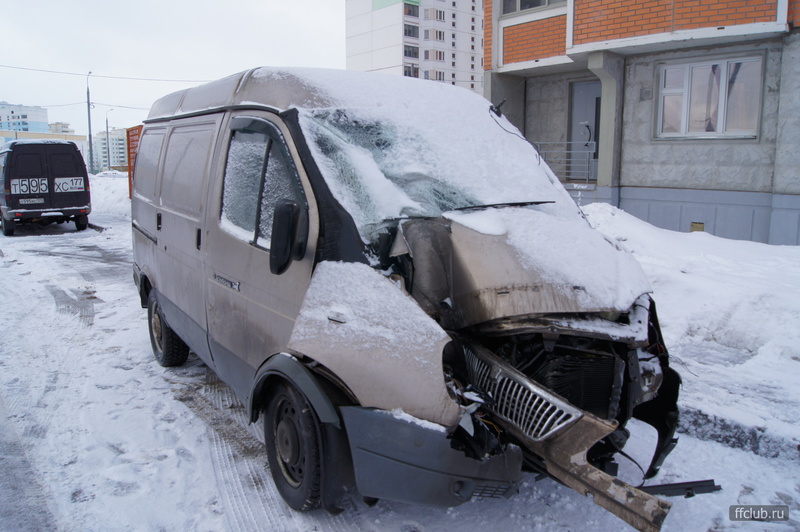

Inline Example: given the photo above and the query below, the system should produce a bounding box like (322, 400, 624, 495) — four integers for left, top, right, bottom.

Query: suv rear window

(51, 153, 80, 177)
(17, 154, 43, 177)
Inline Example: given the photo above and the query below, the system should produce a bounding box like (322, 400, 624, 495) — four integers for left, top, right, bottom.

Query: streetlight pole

(105, 108, 114, 171)
(86, 71, 94, 174)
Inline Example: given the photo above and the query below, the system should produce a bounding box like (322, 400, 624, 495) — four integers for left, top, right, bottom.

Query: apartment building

(0, 102, 49, 133)
(484, 0, 800, 244)
(347, 0, 485, 93)
(92, 127, 129, 171)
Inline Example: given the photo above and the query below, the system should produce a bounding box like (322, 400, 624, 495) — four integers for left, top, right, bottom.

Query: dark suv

(0, 140, 91, 236)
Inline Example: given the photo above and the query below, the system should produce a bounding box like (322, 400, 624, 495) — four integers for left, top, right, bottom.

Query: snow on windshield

(277, 69, 577, 240)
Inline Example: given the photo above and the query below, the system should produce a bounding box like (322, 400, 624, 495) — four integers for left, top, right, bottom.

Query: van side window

(256, 140, 303, 247)
(221, 119, 305, 248)
(221, 130, 266, 241)
(133, 131, 166, 201)
(17, 154, 43, 177)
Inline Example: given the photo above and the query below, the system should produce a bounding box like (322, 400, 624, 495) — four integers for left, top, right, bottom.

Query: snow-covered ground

(0, 175, 797, 531)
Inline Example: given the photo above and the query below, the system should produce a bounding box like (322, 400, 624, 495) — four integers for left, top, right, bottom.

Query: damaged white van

(132, 68, 681, 532)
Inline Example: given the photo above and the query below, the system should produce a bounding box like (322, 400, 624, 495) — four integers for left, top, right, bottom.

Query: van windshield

(299, 96, 576, 242)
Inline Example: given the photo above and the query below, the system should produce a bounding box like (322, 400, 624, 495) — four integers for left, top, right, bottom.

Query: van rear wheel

(75, 215, 88, 231)
(1, 217, 14, 236)
(264, 381, 322, 511)
(147, 290, 189, 367)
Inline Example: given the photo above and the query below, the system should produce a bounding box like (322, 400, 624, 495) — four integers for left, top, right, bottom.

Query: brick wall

(790, 0, 800, 26)
(484, 0, 493, 70)
(574, 0, 779, 45)
(503, 15, 567, 64)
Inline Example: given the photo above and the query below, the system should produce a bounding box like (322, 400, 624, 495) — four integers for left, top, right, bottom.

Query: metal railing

(532, 141, 597, 183)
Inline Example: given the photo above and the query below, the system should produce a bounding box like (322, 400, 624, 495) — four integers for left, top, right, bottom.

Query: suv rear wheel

(1, 217, 14, 236)
(75, 215, 88, 231)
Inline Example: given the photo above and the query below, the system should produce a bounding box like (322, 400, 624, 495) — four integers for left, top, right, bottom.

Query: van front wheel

(147, 290, 189, 367)
(264, 381, 322, 511)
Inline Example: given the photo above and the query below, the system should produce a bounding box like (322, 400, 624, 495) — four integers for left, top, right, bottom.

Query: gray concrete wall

(621, 39, 784, 193)
(619, 187, 773, 243)
(523, 72, 599, 143)
(774, 32, 800, 195)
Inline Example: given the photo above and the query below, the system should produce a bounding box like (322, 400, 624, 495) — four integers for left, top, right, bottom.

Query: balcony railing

(531, 141, 597, 183)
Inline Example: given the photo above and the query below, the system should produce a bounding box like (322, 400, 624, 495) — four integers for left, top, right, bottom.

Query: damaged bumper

(462, 342, 676, 532)
(340, 406, 523, 507)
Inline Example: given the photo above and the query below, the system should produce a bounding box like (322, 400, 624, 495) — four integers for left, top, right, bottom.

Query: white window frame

(656, 55, 764, 140)
(502, 0, 565, 16)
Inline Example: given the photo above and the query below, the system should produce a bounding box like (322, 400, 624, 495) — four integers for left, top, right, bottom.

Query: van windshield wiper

(452, 201, 554, 212)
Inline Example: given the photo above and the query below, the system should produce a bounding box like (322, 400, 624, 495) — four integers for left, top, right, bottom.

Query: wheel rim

(274, 397, 305, 488)
(151, 305, 164, 353)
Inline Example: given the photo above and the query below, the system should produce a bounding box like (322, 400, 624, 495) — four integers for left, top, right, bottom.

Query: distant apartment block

(0, 101, 49, 133)
(92, 128, 129, 171)
(484, 0, 800, 244)
(347, 0, 485, 93)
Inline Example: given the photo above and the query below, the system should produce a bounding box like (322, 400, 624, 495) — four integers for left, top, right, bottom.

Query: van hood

(391, 206, 652, 329)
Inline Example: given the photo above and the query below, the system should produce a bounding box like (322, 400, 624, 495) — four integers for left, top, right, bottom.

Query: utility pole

(86, 71, 94, 174)
(105, 109, 114, 171)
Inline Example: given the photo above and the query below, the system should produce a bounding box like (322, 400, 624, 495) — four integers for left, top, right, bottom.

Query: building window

(404, 64, 420, 78)
(404, 24, 419, 38)
(425, 29, 445, 40)
(657, 56, 763, 138)
(425, 50, 445, 61)
(404, 3, 419, 17)
(426, 8, 445, 21)
(404, 45, 419, 59)
(502, 0, 563, 15)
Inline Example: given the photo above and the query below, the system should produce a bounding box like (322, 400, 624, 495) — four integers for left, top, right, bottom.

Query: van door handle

(157, 213, 162, 230)
(196, 228, 201, 250)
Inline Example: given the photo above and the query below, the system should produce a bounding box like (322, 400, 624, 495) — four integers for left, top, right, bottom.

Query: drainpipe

(588, 51, 624, 208)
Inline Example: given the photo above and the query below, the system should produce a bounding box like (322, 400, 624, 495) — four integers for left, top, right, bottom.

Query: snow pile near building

(89, 173, 131, 218)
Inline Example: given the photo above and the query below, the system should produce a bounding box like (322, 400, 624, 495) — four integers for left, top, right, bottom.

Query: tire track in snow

(175, 366, 370, 532)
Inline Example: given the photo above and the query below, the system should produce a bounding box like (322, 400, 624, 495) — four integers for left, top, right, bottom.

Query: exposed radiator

(464, 345, 582, 442)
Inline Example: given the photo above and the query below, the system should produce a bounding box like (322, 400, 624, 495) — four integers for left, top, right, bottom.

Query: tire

(1, 217, 14, 237)
(264, 381, 322, 511)
(75, 215, 88, 231)
(147, 290, 189, 367)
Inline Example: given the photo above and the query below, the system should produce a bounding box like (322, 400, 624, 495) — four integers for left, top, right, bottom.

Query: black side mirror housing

(270, 200, 306, 275)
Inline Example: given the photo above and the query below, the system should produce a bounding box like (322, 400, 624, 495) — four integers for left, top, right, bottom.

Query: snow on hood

(444, 207, 652, 313)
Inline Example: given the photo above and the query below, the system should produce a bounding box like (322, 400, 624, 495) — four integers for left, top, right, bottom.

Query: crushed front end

(378, 212, 681, 532)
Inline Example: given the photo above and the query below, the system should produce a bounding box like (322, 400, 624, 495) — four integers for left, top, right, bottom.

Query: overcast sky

(1, 0, 346, 137)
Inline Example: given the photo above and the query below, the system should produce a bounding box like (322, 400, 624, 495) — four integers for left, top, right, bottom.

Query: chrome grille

(464, 345, 581, 442)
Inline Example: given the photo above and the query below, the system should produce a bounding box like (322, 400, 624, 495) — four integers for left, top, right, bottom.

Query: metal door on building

(568, 81, 601, 182)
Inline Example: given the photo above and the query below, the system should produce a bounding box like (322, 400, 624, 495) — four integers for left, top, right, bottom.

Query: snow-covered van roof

(146, 67, 351, 120)
(0, 139, 77, 153)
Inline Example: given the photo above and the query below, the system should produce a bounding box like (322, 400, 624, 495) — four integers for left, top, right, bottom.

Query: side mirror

(270, 200, 306, 275)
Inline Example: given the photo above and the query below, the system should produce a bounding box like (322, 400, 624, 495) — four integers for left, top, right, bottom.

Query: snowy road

(0, 177, 797, 531)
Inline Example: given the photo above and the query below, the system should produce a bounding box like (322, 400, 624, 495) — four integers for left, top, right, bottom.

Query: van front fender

(249, 353, 341, 428)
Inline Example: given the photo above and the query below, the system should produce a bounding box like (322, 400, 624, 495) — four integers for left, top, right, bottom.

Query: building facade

(92, 127, 129, 172)
(484, 0, 800, 244)
(0, 102, 49, 133)
(347, 0, 485, 93)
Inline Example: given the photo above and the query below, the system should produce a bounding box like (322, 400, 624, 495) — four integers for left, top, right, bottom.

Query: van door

(153, 117, 222, 362)
(7, 145, 51, 211)
(203, 112, 318, 401)
(48, 144, 90, 212)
